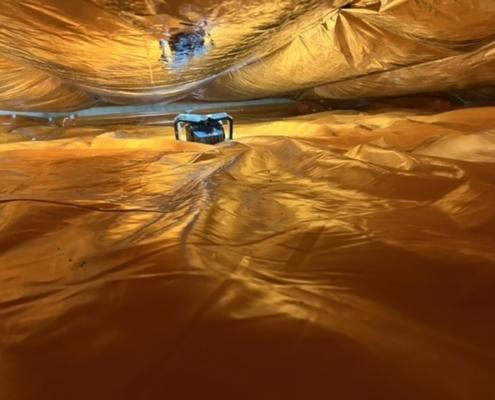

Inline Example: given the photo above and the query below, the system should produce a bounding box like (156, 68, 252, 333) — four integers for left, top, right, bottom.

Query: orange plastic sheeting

(1, 107, 494, 399)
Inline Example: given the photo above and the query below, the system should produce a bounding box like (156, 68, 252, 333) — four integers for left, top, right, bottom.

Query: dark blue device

(174, 113, 234, 145)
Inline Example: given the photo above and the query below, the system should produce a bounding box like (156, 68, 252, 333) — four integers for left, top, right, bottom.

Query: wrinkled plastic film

(1, 107, 495, 398)
(1, 2, 495, 399)
(1, 1, 495, 110)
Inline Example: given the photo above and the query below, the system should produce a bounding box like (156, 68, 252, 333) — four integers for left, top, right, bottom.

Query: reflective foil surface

(1, 1, 495, 399)
(1, 1, 495, 109)
(1, 106, 495, 399)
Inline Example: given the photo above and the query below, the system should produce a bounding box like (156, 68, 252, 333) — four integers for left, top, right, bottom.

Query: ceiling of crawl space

(1, 0, 495, 111)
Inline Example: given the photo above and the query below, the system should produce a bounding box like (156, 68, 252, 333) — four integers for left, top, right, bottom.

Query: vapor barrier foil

(2, 1, 495, 110)
(1, 106, 495, 399)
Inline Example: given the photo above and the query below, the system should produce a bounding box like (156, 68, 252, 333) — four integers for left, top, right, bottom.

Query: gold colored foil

(1, 107, 495, 399)
(1, 1, 495, 110)
(1, 1, 495, 398)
